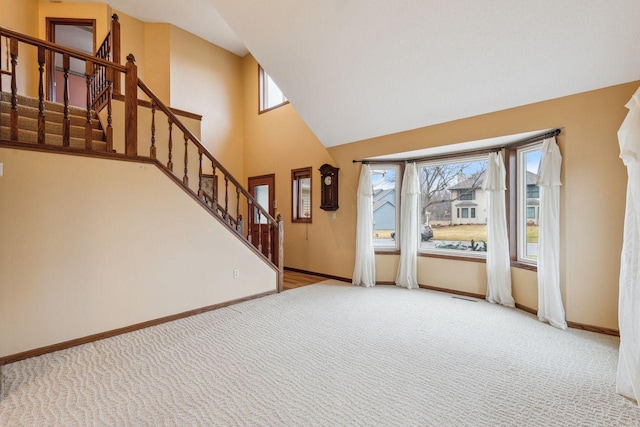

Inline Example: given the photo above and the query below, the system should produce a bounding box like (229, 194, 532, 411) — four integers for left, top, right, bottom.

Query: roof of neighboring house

(449, 172, 486, 190)
(455, 201, 478, 207)
(373, 199, 395, 212)
(373, 189, 395, 212)
(526, 171, 538, 186)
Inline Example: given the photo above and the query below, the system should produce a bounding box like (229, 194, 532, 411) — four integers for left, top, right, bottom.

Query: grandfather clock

(319, 164, 339, 211)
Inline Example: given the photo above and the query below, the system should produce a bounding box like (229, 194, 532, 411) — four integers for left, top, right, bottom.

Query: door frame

(247, 174, 276, 261)
(45, 18, 96, 102)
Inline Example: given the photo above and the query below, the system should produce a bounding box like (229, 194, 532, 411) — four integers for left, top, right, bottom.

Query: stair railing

(0, 25, 284, 291)
(0, 25, 125, 151)
(91, 14, 121, 110)
(136, 72, 284, 284)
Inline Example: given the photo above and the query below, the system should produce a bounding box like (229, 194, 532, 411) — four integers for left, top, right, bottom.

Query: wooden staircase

(0, 92, 107, 151)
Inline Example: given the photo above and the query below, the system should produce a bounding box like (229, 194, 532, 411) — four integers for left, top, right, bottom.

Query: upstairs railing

(91, 14, 120, 110)
(0, 25, 284, 291)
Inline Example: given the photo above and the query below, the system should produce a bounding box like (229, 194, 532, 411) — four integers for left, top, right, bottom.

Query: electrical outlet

(233, 269, 240, 279)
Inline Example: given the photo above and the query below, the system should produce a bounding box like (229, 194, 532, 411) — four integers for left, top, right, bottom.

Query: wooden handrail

(136, 79, 277, 225)
(0, 26, 127, 72)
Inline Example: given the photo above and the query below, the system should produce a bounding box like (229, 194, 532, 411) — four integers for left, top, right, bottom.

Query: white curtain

(483, 152, 515, 307)
(616, 86, 640, 402)
(353, 164, 376, 287)
(536, 136, 567, 330)
(396, 163, 420, 289)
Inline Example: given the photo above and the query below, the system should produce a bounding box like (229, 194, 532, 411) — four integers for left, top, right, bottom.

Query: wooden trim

(259, 100, 290, 115)
(291, 166, 312, 223)
(510, 261, 537, 272)
(45, 18, 97, 102)
(417, 251, 487, 263)
(375, 249, 401, 255)
(417, 284, 485, 300)
(113, 93, 202, 121)
(283, 266, 351, 283)
(514, 303, 619, 336)
(0, 290, 277, 365)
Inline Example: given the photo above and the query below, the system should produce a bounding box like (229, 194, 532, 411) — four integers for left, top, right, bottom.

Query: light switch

(0, 163, 3, 177)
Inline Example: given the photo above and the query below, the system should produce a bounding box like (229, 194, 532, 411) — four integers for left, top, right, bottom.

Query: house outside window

(516, 144, 542, 264)
(418, 155, 488, 257)
(259, 65, 288, 113)
(371, 165, 399, 250)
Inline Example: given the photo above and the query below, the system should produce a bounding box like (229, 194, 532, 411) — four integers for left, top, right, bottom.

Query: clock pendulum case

(319, 164, 339, 211)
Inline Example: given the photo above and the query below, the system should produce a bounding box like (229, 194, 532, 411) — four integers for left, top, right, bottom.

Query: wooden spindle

(62, 53, 70, 147)
(197, 149, 204, 198)
(106, 67, 114, 152)
(247, 200, 253, 243)
(167, 117, 174, 171)
(236, 186, 241, 226)
(212, 163, 217, 205)
(267, 221, 272, 261)
(237, 214, 244, 234)
(257, 208, 263, 251)
(85, 61, 93, 150)
(111, 14, 121, 95)
(9, 38, 18, 141)
(224, 176, 229, 220)
(150, 100, 156, 158)
(124, 54, 138, 157)
(37, 46, 45, 145)
(276, 214, 284, 292)
(183, 133, 189, 186)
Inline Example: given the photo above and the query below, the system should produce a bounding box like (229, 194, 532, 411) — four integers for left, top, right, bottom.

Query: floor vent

(452, 296, 478, 302)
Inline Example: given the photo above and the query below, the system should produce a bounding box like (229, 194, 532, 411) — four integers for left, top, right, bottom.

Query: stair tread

(1, 127, 108, 151)
(1, 92, 92, 117)
(0, 112, 105, 141)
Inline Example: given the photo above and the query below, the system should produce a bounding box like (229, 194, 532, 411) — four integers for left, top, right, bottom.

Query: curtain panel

(396, 163, 420, 289)
(483, 152, 514, 306)
(536, 137, 567, 330)
(353, 164, 376, 287)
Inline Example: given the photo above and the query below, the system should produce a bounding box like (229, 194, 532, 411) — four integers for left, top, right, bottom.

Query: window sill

(511, 261, 537, 272)
(259, 100, 290, 114)
(418, 251, 486, 263)
(374, 249, 400, 255)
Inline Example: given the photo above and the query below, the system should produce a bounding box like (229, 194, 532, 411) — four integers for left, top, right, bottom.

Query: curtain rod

(353, 128, 561, 164)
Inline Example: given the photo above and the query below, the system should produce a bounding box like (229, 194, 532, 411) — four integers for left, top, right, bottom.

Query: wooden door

(46, 18, 96, 106)
(248, 174, 276, 261)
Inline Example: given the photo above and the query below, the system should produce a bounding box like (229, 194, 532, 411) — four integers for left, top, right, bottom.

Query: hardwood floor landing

(283, 269, 346, 290)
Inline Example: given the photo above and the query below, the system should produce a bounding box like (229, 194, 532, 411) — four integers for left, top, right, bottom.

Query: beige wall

(1, 0, 39, 96)
(143, 23, 171, 102)
(0, 147, 277, 357)
(244, 51, 637, 331)
(170, 26, 245, 180)
(242, 55, 338, 273)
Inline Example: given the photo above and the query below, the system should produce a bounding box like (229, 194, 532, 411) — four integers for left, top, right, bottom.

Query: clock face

(324, 176, 332, 186)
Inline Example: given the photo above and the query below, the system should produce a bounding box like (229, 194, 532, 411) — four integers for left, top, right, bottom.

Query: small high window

(259, 65, 288, 113)
(291, 167, 312, 223)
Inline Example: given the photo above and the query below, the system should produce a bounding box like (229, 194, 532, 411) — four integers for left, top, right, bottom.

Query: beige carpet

(1, 282, 639, 426)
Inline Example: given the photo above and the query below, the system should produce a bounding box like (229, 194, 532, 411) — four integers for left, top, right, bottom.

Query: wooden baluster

(37, 46, 46, 145)
(183, 133, 189, 186)
(236, 186, 241, 229)
(105, 67, 114, 152)
(167, 117, 173, 171)
(212, 163, 217, 207)
(224, 175, 229, 221)
(197, 149, 204, 198)
(84, 61, 93, 150)
(247, 200, 253, 243)
(257, 208, 263, 251)
(150, 100, 156, 158)
(62, 53, 70, 147)
(276, 214, 284, 292)
(267, 219, 272, 261)
(237, 214, 244, 235)
(9, 38, 18, 141)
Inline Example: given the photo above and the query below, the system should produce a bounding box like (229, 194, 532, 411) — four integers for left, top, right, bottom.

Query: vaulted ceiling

(66, 0, 640, 147)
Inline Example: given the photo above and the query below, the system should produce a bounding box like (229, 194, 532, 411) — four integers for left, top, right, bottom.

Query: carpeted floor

(1, 282, 639, 426)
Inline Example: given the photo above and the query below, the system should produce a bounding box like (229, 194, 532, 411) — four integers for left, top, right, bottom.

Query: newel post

(277, 213, 284, 293)
(111, 14, 121, 94)
(124, 54, 138, 157)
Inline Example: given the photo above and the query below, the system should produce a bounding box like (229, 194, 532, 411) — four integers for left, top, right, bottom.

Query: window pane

(292, 168, 312, 223)
(299, 177, 311, 218)
(260, 66, 287, 111)
(518, 146, 542, 262)
(371, 166, 398, 249)
(419, 157, 488, 255)
(254, 184, 269, 224)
